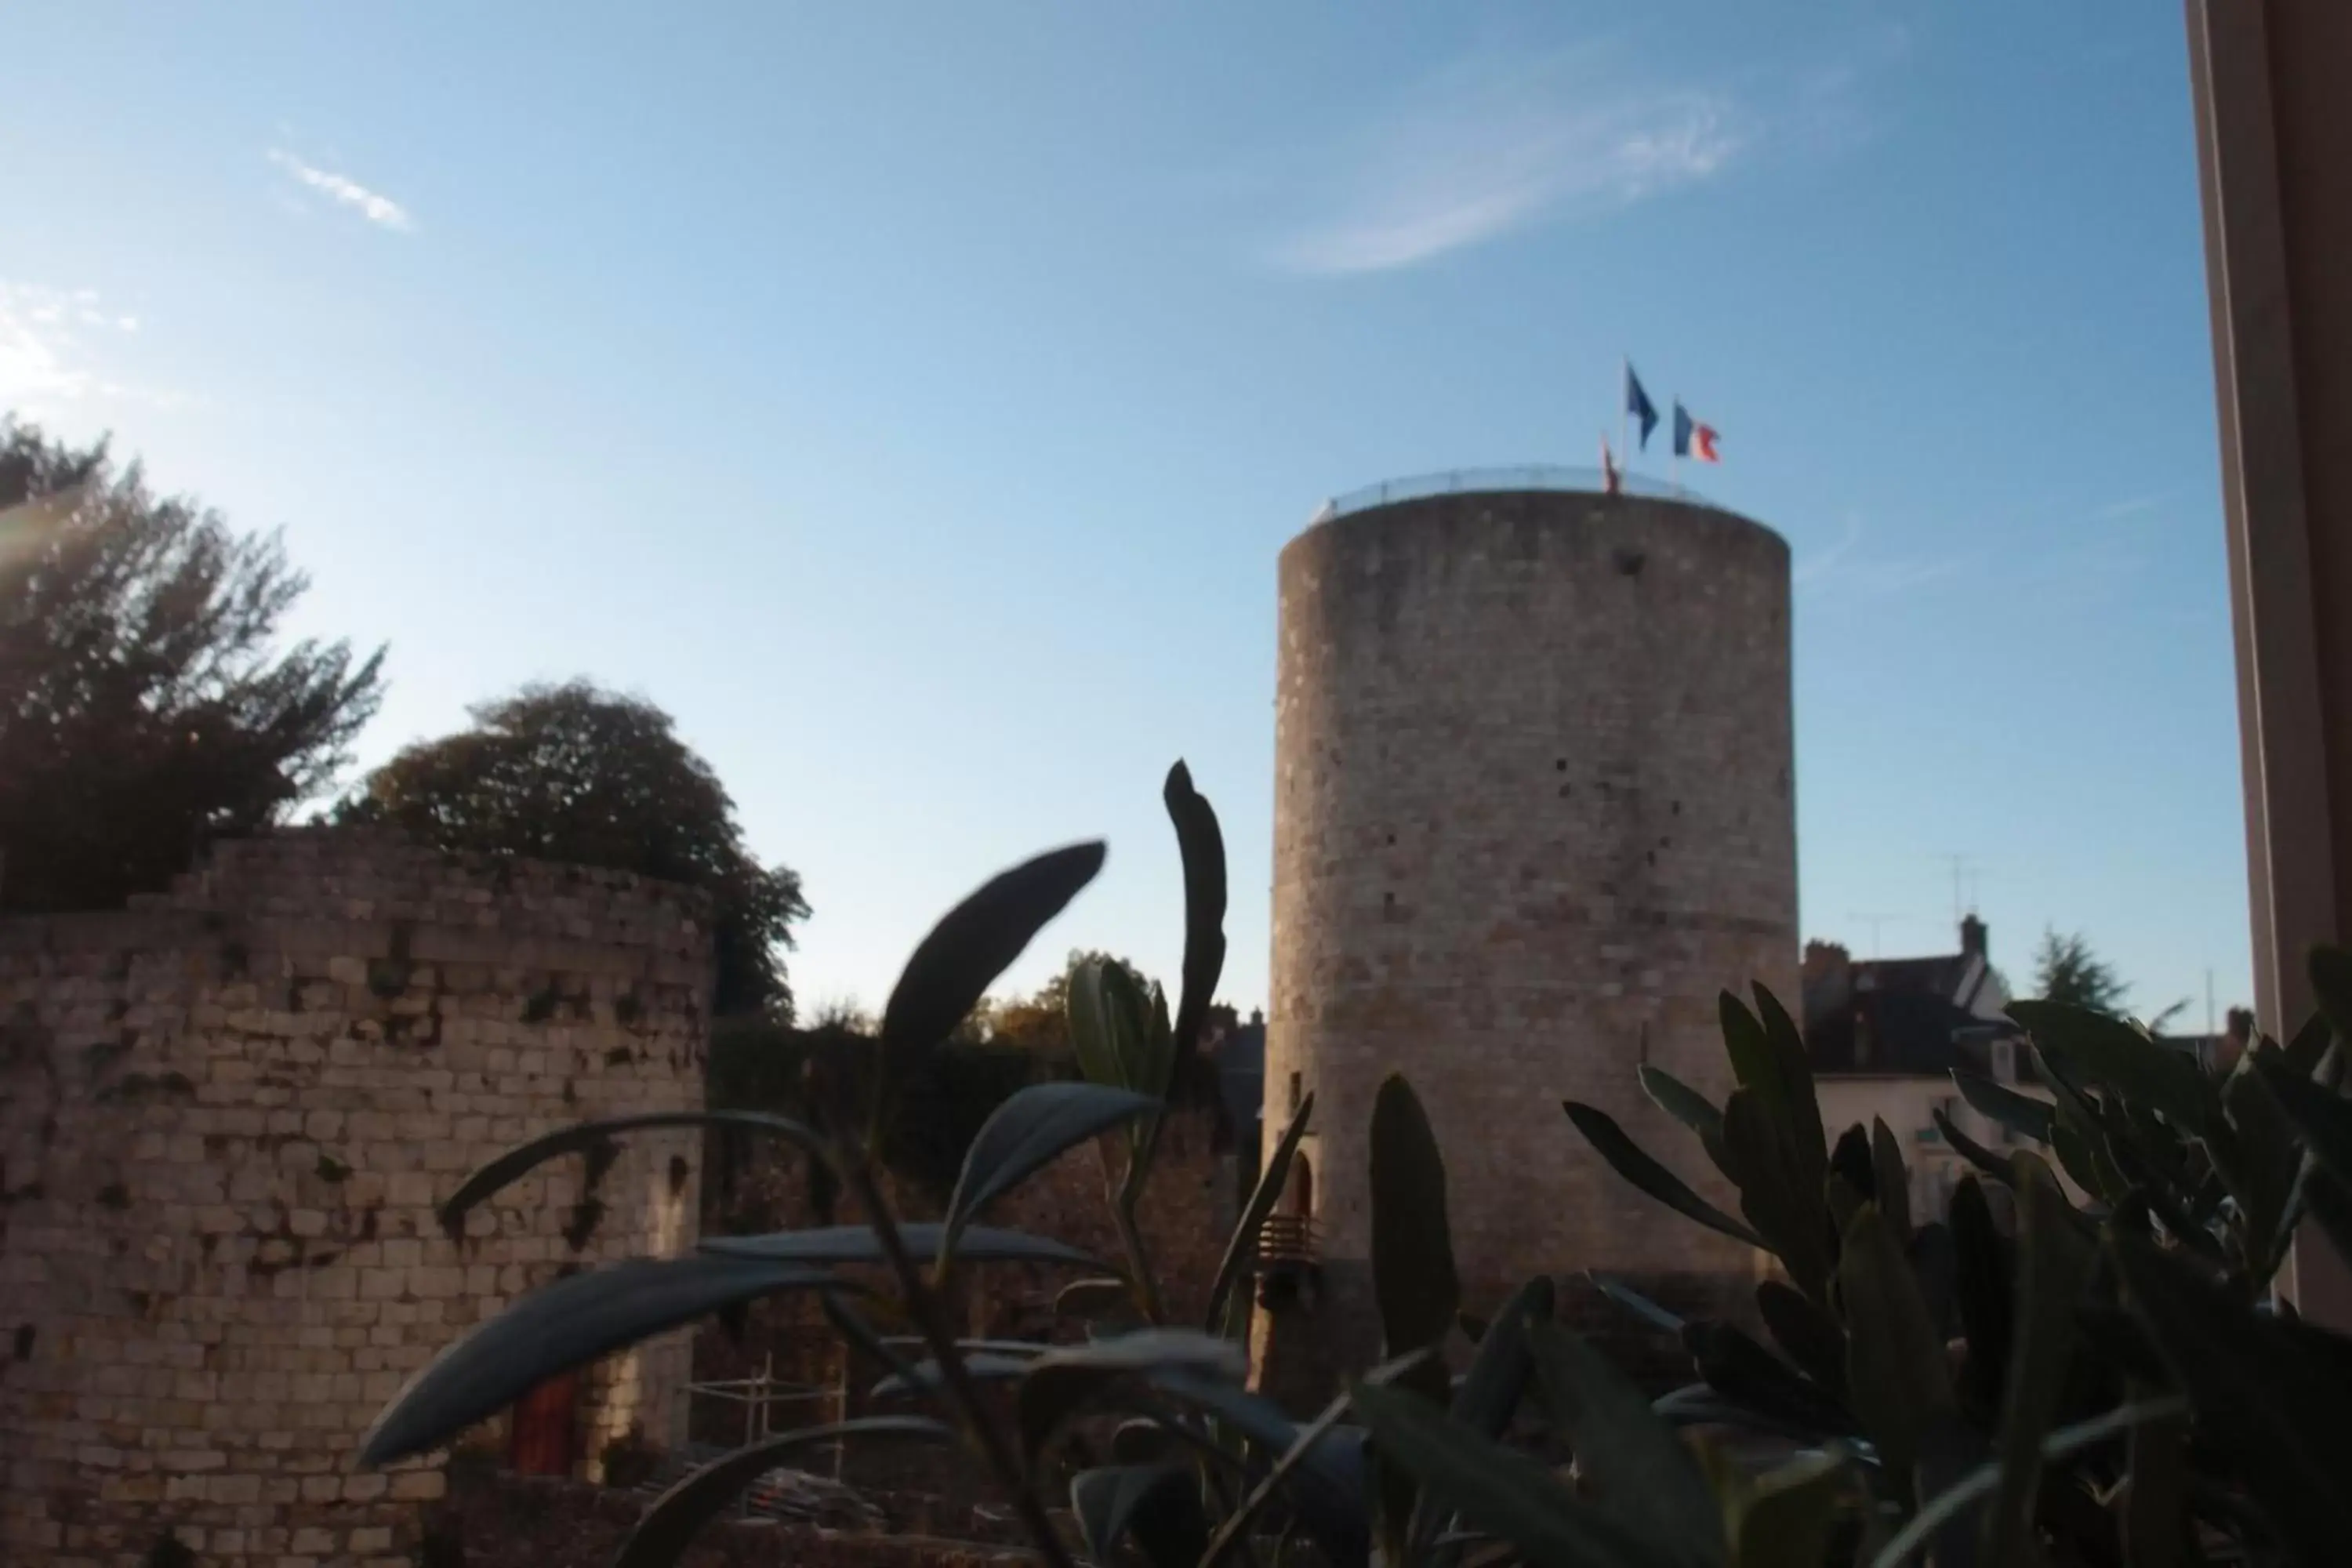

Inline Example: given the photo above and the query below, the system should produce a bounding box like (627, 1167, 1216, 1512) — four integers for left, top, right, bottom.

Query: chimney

(1961, 914, 1988, 959)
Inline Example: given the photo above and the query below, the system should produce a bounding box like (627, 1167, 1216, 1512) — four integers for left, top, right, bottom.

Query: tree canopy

(340, 680, 807, 1019)
(983, 948, 1144, 1054)
(0, 418, 385, 913)
(2031, 927, 2129, 1016)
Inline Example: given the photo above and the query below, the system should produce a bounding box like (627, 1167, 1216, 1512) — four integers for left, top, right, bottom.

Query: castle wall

(0, 829, 711, 1567)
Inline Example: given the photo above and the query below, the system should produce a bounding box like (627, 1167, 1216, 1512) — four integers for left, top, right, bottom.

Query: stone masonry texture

(0, 827, 712, 1566)
(1260, 488, 1796, 1388)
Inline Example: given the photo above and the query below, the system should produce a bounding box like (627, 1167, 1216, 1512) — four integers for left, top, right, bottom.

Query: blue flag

(1624, 364, 1659, 450)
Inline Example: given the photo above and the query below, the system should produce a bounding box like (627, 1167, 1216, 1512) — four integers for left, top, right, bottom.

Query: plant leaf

(2253, 1054, 2352, 1189)
(1755, 1280, 1846, 1401)
(359, 1257, 837, 1467)
(1016, 1329, 1245, 1459)
(1564, 1100, 1766, 1250)
(1371, 1075, 1460, 1369)
(1976, 1163, 2094, 1566)
(1838, 1205, 1954, 1501)
(2113, 1230, 2352, 1563)
(1528, 1322, 1726, 1567)
(1931, 1107, 2014, 1186)
(1073, 1463, 1207, 1568)
(2008, 1000, 2211, 1133)
(1639, 1064, 1727, 1167)
(871, 1351, 1036, 1399)
(615, 1417, 953, 1568)
(439, 1110, 820, 1232)
(1164, 760, 1229, 1071)
(1151, 1369, 1369, 1559)
(1949, 1071, 2053, 1145)
(1871, 1118, 1912, 1247)
(1589, 1273, 1686, 1336)
(2307, 944, 2352, 1046)
(938, 1082, 1160, 1261)
(1945, 1178, 2011, 1412)
(1348, 1381, 1684, 1568)
(1682, 1320, 1857, 1439)
(1866, 1398, 2188, 1568)
(1452, 1276, 1554, 1436)
(702, 1222, 1100, 1269)
(1209, 1350, 1434, 1568)
(1206, 1090, 1313, 1332)
(1721, 1090, 1832, 1303)
(880, 841, 1105, 1081)
(1752, 982, 1831, 1191)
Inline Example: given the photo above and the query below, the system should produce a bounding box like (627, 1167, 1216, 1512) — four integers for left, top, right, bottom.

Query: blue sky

(1, 3, 2248, 1025)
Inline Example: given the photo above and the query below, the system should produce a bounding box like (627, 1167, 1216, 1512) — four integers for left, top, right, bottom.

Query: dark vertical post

(2186, 0, 2352, 1326)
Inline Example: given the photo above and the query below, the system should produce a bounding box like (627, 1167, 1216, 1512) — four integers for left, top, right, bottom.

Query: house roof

(1806, 950, 2024, 1079)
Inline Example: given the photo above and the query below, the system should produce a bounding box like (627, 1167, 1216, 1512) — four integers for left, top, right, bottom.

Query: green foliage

(341, 681, 806, 1018)
(369, 760, 2352, 1568)
(1, 418, 385, 915)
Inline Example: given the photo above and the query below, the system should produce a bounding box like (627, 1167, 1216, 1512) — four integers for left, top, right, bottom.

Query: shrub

(360, 760, 2352, 1568)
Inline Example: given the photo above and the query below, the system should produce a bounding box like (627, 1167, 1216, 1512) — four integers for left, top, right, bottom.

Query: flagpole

(1618, 357, 1629, 482)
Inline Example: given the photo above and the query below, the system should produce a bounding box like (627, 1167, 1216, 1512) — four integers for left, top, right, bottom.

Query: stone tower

(1258, 475, 1795, 1394)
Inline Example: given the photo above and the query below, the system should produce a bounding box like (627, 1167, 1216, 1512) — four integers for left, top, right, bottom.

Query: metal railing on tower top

(1311, 464, 1708, 525)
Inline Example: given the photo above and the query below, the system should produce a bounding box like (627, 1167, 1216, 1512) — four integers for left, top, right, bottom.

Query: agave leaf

(1347, 1381, 1686, 1568)
(1564, 1100, 1766, 1250)
(819, 1290, 916, 1384)
(870, 1351, 1037, 1399)
(439, 1110, 820, 1231)
(1976, 1164, 2094, 1565)
(1755, 1280, 1846, 1401)
(1528, 1322, 1726, 1568)
(1590, 1273, 1686, 1336)
(2121, 1394, 2190, 1568)
(1932, 1107, 2014, 1186)
(360, 1257, 837, 1467)
(1949, 1071, 2053, 1145)
(1452, 1276, 1554, 1436)
(1682, 1320, 1857, 1439)
(1907, 1221, 1958, 1341)
(703, 1222, 1100, 1269)
(2214, 1047, 2304, 1283)
(1722, 1090, 1833, 1304)
(1072, 1463, 1208, 1568)
(1866, 1397, 2188, 1568)
(1017, 1329, 1245, 1459)
(1639, 1064, 1727, 1168)
(615, 1417, 953, 1568)
(1752, 982, 1831, 1189)
(2113, 1231, 2352, 1566)
(1207, 1350, 1428, 1568)
(1065, 956, 1138, 1096)
(2009, 1000, 2212, 1134)
(938, 1082, 1160, 1262)
(1838, 1206, 1954, 1502)
(1152, 1368, 1369, 1562)
(1945, 1178, 2012, 1411)
(1870, 1118, 1912, 1248)
(1205, 1090, 1312, 1332)
(2253, 1054, 2352, 1189)
(2307, 944, 2352, 1047)
(1371, 1076, 1460, 1374)
(1733, 1451, 1851, 1568)
(1164, 760, 1229, 1071)
(1651, 1385, 1846, 1450)
(880, 841, 1105, 1083)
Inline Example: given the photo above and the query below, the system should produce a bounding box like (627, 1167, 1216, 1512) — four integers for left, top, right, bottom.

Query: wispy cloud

(267, 148, 413, 232)
(0, 280, 177, 417)
(2089, 493, 2164, 524)
(1795, 515, 1965, 597)
(1265, 45, 1742, 275)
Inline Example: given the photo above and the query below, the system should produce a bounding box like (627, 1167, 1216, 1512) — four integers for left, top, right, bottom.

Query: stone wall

(1264, 488, 1796, 1391)
(0, 829, 712, 1566)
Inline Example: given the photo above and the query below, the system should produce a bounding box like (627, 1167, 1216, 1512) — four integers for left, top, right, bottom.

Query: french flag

(1672, 401, 1721, 463)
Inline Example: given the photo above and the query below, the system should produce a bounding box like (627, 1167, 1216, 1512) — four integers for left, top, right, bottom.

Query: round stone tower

(1258, 472, 1795, 1394)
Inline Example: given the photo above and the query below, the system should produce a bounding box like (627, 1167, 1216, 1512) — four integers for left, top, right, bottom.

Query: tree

(2031, 927, 2129, 1015)
(0, 418, 385, 913)
(984, 948, 1142, 1054)
(342, 681, 808, 1019)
